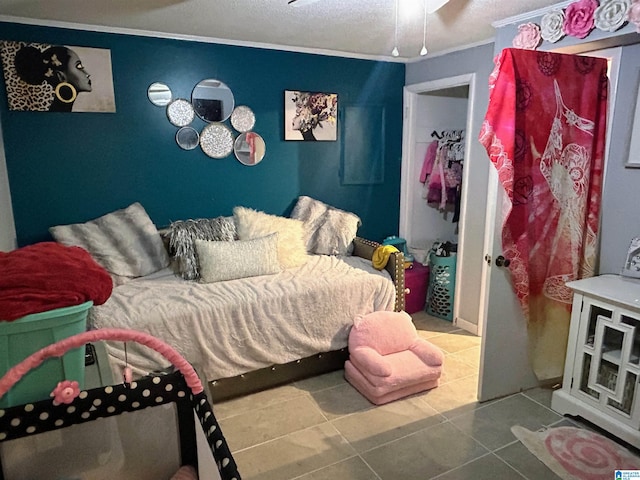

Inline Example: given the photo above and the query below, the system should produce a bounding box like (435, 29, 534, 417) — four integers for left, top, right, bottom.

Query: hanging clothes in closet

(419, 129, 464, 221)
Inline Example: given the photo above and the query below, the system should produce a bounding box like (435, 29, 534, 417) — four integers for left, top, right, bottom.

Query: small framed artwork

(621, 237, 640, 278)
(284, 90, 338, 141)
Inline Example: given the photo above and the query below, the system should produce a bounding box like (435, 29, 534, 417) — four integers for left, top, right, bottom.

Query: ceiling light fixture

(392, 0, 400, 57)
(420, 0, 428, 56)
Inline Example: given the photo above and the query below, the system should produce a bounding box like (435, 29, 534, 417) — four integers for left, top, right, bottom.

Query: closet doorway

(400, 73, 486, 336)
(400, 73, 490, 399)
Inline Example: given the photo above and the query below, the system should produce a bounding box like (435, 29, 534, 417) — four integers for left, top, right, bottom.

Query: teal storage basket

(426, 253, 457, 321)
(0, 301, 92, 408)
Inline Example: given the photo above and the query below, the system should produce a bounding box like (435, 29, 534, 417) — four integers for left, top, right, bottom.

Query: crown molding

(492, 1, 573, 28)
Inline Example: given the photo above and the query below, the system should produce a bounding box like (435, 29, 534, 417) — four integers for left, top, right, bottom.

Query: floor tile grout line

(229, 416, 340, 454)
(427, 451, 519, 480)
(350, 416, 455, 456)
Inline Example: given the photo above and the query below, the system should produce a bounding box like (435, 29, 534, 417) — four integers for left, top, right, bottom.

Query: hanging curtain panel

(479, 48, 608, 380)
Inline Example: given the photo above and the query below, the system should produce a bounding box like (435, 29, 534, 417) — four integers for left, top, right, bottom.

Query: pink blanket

(0, 242, 113, 321)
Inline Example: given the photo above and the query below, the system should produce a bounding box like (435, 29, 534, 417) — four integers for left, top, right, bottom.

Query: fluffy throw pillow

(49, 202, 170, 278)
(233, 206, 307, 269)
(290, 196, 361, 255)
(168, 216, 237, 280)
(195, 234, 281, 283)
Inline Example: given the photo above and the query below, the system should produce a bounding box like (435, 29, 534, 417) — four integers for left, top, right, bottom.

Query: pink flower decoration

(630, 0, 640, 31)
(50, 380, 80, 404)
(512, 23, 542, 50)
(563, 0, 599, 38)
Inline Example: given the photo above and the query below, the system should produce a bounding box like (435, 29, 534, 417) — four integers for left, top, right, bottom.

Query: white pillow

(233, 206, 308, 269)
(49, 202, 170, 277)
(195, 234, 281, 283)
(290, 196, 361, 255)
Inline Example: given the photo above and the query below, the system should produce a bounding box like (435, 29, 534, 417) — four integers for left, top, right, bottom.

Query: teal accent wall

(0, 23, 404, 246)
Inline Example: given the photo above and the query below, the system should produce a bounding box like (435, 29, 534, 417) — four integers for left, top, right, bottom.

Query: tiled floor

(212, 312, 599, 479)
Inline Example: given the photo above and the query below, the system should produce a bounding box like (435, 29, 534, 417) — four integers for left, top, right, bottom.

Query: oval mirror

(230, 105, 256, 133)
(234, 132, 266, 166)
(200, 122, 234, 159)
(147, 82, 172, 106)
(191, 79, 235, 123)
(166, 98, 195, 127)
(176, 126, 199, 150)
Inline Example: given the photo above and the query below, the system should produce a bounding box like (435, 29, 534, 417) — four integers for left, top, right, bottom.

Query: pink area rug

(512, 426, 640, 480)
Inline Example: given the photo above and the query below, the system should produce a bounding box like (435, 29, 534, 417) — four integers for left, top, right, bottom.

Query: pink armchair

(344, 310, 444, 405)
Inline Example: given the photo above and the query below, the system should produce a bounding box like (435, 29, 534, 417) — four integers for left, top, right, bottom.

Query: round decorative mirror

(234, 132, 266, 166)
(230, 105, 256, 133)
(200, 123, 234, 159)
(191, 79, 235, 123)
(147, 82, 172, 106)
(176, 126, 200, 150)
(166, 98, 195, 127)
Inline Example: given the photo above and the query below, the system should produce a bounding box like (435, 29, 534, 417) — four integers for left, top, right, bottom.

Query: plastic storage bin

(405, 263, 430, 314)
(426, 253, 457, 321)
(0, 301, 92, 408)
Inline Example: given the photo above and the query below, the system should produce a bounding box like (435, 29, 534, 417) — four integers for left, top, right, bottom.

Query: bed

(49, 198, 405, 402)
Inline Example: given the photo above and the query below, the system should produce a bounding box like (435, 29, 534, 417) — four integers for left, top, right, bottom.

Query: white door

(478, 47, 621, 402)
(477, 168, 538, 401)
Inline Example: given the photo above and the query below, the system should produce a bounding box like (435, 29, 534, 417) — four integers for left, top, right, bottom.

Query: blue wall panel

(0, 23, 404, 246)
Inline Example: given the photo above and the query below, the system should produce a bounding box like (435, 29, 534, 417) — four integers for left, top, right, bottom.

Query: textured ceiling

(0, 0, 564, 60)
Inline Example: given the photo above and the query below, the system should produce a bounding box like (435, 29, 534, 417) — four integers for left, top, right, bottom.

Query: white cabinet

(552, 274, 640, 447)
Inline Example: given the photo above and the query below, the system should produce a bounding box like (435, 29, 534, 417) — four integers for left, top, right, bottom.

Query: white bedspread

(88, 255, 395, 381)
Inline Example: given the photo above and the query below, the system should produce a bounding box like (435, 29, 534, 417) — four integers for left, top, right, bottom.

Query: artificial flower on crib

(563, 0, 599, 38)
(540, 9, 566, 42)
(51, 380, 80, 405)
(594, 0, 632, 32)
(512, 23, 542, 49)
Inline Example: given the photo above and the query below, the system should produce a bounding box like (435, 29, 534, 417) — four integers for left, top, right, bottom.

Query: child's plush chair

(344, 310, 444, 405)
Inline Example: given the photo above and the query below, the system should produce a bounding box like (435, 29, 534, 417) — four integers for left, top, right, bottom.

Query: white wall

(0, 115, 16, 251)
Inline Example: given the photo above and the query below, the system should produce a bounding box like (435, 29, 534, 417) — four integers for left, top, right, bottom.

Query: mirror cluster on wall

(147, 80, 266, 166)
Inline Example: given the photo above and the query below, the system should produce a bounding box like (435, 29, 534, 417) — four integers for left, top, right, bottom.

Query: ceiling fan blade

(426, 0, 450, 14)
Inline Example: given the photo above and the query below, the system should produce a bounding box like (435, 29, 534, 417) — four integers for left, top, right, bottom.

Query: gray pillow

(290, 196, 361, 255)
(49, 202, 170, 278)
(168, 216, 237, 280)
(195, 233, 281, 283)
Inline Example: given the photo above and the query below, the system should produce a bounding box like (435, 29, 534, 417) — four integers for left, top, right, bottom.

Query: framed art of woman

(0, 41, 116, 113)
(284, 90, 337, 141)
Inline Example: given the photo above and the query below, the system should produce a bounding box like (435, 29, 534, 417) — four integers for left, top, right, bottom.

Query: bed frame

(208, 237, 405, 403)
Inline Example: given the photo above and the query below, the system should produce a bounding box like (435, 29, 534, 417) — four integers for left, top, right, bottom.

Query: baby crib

(0, 328, 241, 480)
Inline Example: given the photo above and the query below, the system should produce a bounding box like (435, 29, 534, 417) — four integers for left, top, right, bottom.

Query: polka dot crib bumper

(0, 329, 241, 480)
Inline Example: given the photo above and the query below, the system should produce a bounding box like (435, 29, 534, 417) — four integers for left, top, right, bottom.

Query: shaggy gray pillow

(168, 216, 237, 280)
(49, 202, 170, 278)
(290, 196, 361, 255)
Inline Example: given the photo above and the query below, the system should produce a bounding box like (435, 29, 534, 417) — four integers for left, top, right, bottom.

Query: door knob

(495, 255, 511, 267)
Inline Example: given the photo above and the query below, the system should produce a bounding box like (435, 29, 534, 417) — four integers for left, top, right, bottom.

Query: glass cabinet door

(574, 301, 639, 421)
